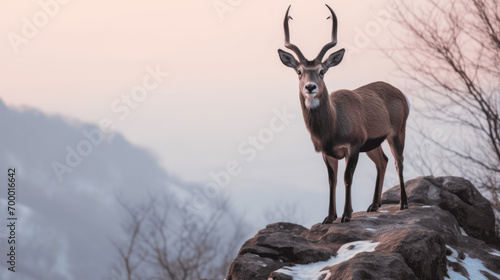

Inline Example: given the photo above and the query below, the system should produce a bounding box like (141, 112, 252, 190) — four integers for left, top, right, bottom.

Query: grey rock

(327, 252, 418, 280)
(382, 176, 496, 242)
(226, 176, 500, 280)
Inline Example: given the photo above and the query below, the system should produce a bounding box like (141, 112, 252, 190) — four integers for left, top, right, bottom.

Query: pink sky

(1, 0, 413, 224)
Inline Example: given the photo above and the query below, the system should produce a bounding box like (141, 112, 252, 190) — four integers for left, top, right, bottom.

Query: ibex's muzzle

(305, 83, 318, 94)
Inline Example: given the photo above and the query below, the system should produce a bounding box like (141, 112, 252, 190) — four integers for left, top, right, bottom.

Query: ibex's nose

(305, 83, 318, 94)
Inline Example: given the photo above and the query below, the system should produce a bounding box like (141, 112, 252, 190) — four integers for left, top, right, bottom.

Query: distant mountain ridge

(0, 99, 182, 280)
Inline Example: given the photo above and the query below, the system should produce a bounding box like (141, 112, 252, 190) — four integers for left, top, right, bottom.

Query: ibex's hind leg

(366, 146, 388, 212)
(322, 154, 338, 224)
(388, 135, 408, 210)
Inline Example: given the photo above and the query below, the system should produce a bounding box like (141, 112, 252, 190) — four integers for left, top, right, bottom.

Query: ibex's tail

(404, 94, 411, 115)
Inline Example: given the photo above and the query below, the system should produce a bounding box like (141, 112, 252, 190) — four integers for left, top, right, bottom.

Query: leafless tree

(388, 0, 500, 234)
(111, 193, 247, 280)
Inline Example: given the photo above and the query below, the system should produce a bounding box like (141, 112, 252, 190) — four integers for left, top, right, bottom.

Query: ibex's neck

(300, 88, 336, 144)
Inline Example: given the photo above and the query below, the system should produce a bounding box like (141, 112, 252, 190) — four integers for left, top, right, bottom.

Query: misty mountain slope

(0, 99, 190, 280)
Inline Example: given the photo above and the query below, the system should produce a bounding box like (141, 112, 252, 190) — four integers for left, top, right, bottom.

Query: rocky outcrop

(226, 176, 500, 280)
(382, 176, 496, 243)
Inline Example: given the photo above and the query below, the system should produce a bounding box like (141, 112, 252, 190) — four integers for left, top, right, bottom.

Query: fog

(0, 0, 424, 278)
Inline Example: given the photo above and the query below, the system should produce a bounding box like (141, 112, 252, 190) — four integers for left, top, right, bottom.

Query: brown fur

(302, 80, 409, 223)
(278, 5, 409, 223)
(305, 82, 408, 157)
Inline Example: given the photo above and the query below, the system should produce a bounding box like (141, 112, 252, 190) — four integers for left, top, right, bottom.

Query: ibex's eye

(297, 70, 302, 75)
(319, 70, 325, 76)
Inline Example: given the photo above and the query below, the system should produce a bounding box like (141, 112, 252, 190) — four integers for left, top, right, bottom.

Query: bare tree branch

(388, 0, 500, 235)
(112, 192, 247, 279)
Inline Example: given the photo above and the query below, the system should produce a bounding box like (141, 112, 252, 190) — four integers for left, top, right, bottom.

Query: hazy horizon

(0, 1, 430, 279)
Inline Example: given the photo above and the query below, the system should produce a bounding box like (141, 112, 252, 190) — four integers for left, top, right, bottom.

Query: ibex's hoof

(340, 215, 351, 223)
(322, 216, 336, 224)
(367, 204, 379, 212)
(400, 204, 409, 210)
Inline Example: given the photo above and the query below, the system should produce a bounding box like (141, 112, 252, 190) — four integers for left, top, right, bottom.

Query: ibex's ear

(323, 48, 345, 70)
(278, 49, 298, 69)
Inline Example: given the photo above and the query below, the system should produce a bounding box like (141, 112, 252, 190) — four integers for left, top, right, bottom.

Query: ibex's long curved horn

(284, 5, 307, 62)
(315, 4, 338, 61)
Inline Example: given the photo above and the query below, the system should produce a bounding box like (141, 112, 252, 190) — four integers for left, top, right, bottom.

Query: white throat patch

(306, 98, 320, 109)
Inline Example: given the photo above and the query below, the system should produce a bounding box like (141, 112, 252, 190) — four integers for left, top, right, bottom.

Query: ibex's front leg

(322, 154, 338, 224)
(342, 151, 359, 223)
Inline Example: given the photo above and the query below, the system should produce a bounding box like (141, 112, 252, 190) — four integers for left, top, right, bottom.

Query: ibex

(278, 5, 409, 223)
